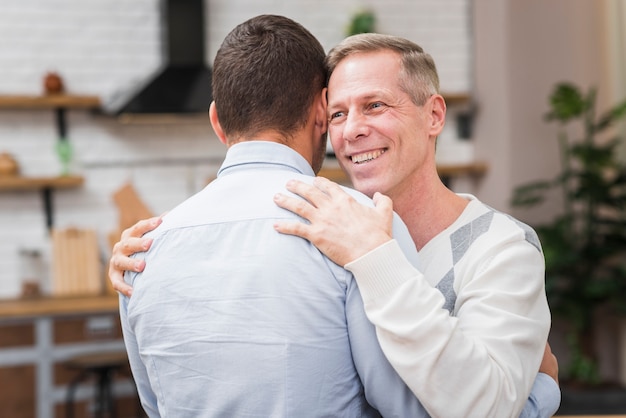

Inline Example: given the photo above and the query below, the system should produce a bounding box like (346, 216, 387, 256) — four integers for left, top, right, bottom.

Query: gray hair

(326, 33, 440, 106)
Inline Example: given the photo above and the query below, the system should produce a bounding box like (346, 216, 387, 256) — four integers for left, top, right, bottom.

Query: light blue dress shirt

(120, 141, 424, 417)
(119, 141, 559, 417)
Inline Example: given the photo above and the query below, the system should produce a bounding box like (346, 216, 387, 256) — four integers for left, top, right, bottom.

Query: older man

(273, 33, 557, 417)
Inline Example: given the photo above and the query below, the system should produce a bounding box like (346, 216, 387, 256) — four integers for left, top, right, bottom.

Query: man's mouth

(350, 149, 386, 164)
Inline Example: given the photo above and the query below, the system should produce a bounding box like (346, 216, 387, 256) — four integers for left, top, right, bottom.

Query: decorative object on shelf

(19, 248, 45, 299)
(512, 82, 626, 388)
(43, 71, 64, 95)
(55, 139, 73, 175)
(347, 10, 376, 36)
(0, 152, 19, 176)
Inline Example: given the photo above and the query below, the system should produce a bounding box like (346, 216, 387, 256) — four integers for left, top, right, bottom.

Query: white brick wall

(0, 0, 471, 298)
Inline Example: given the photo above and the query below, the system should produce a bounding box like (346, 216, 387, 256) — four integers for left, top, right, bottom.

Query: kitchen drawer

(0, 320, 35, 348)
(0, 364, 36, 418)
(53, 314, 122, 344)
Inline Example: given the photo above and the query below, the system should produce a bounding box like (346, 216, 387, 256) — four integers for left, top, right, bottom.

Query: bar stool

(64, 351, 131, 418)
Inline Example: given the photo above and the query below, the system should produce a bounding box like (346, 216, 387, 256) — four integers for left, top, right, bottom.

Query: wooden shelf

(0, 94, 466, 111)
(0, 94, 100, 110)
(438, 161, 488, 177)
(317, 166, 350, 183)
(442, 92, 471, 106)
(0, 175, 85, 230)
(318, 161, 487, 184)
(0, 175, 84, 191)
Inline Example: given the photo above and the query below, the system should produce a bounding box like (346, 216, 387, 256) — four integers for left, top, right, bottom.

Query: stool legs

(94, 367, 117, 418)
(66, 369, 89, 418)
(65, 367, 118, 418)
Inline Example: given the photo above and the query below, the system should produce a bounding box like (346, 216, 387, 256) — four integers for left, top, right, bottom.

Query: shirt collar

(217, 141, 315, 178)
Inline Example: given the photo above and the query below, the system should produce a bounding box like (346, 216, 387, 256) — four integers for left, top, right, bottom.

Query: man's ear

(429, 94, 446, 137)
(315, 88, 328, 136)
(209, 101, 228, 145)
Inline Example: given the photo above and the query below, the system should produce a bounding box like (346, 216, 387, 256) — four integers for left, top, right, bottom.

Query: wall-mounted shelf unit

(0, 175, 85, 230)
(0, 94, 97, 231)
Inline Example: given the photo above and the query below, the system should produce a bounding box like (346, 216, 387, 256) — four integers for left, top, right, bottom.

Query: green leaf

(545, 83, 587, 123)
(510, 180, 552, 207)
(595, 99, 626, 131)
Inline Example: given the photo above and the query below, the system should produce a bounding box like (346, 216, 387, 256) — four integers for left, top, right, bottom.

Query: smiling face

(327, 50, 442, 199)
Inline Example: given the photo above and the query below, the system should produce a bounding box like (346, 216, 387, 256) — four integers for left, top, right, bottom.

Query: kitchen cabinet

(0, 295, 141, 418)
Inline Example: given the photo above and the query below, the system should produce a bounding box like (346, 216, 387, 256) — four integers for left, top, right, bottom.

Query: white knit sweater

(345, 194, 553, 418)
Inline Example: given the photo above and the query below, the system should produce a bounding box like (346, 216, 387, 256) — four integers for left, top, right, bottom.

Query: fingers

(113, 236, 152, 258)
(313, 176, 346, 197)
(372, 191, 393, 212)
(275, 177, 390, 266)
(107, 258, 134, 297)
(280, 177, 354, 212)
(273, 218, 312, 240)
(108, 216, 161, 297)
(274, 192, 316, 222)
(122, 216, 162, 239)
(273, 179, 328, 239)
(111, 238, 149, 269)
(108, 247, 146, 298)
(275, 178, 337, 221)
(283, 179, 328, 208)
(110, 273, 134, 297)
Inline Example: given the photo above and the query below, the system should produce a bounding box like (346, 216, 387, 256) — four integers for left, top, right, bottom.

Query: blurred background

(0, 0, 625, 416)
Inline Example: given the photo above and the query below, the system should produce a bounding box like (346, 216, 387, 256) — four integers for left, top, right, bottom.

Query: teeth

(351, 150, 385, 164)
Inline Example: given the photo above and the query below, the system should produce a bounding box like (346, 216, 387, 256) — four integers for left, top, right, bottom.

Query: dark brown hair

(212, 15, 327, 141)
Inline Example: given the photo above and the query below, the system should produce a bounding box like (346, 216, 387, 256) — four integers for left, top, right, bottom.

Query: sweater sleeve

(345, 239, 552, 418)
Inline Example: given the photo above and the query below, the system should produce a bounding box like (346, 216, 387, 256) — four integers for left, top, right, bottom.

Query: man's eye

(329, 111, 346, 122)
(369, 102, 384, 109)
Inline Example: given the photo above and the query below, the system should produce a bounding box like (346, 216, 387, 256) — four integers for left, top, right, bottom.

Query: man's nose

(343, 111, 369, 142)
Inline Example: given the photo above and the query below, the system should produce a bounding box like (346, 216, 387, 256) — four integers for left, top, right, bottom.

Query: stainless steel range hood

(104, 0, 212, 123)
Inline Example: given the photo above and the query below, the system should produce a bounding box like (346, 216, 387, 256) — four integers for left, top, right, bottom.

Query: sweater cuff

(344, 239, 420, 302)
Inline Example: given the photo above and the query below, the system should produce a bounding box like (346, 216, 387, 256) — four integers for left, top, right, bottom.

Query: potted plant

(347, 10, 376, 36)
(512, 83, 626, 409)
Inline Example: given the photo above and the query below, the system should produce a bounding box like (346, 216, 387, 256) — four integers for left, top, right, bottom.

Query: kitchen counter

(0, 293, 134, 418)
(0, 294, 118, 319)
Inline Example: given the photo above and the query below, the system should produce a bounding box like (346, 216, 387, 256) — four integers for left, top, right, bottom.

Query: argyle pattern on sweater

(435, 208, 541, 313)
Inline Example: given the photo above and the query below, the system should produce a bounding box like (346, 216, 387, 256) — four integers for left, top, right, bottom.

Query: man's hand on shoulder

(108, 216, 162, 297)
(273, 176, 393, 266)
